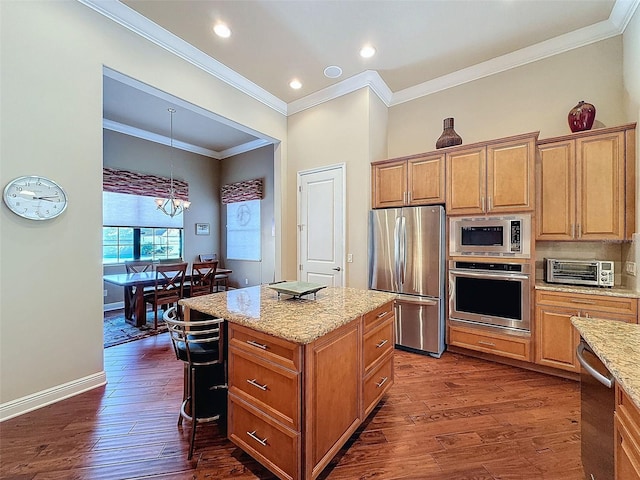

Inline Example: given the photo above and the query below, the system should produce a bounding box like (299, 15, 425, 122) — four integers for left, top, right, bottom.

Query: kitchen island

(180, 285, 397, 480)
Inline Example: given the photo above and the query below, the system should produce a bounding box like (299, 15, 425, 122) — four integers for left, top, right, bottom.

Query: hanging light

(155, 108, 191, 217)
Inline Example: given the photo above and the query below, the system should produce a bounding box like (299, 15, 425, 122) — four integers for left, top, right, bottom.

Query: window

(227, 200, 261, 261)
(102, 191, 183, 264)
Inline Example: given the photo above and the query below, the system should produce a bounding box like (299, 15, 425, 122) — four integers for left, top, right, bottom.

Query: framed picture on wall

(195, 223, 210, 235)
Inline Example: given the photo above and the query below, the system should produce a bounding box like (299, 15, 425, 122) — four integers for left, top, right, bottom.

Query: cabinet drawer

(449, 325, 531, 362)
(363, 318, 394, 373)
(228, 395, 300, 480)
(536, 290, 637, 316)
(229, 323, 301, 371)
(229, 347, 300, 430)
(617, 387, 640, 444)
(363, 352, 394, 417)
(364, 301, 394, 330)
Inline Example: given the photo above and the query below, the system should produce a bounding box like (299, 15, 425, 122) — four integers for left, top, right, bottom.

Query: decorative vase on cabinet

(568, 101, 596, 133)
(436, 117, 463, 149)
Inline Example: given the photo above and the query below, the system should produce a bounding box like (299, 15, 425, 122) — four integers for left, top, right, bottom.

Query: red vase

(568, 101, 596, 133)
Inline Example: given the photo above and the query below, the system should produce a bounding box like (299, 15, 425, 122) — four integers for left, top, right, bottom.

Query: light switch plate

(625, 261, 636, 276)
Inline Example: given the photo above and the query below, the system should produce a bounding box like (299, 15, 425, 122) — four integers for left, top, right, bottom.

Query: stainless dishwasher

(576, 339, 615, 480)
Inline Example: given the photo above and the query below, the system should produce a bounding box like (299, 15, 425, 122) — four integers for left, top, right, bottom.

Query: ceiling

(95, 0, 636, 159)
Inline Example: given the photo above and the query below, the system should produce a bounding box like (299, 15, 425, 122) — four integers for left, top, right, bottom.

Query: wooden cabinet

(615, 385, 640, 480)
(371, 153, 445, 208)
(227, 301, 395, 480)
(446, 133, 537, 215)
(448, 322, 531, 362)
(535, 290, 637, 373)
(536, 123, 636, 241)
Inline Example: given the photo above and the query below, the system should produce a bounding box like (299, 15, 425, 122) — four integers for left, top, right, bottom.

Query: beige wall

(287, 88, 387, 288)
(0, 0, 286, 412)
(388, 37, 625, 158)
(219, 145, 276, 287)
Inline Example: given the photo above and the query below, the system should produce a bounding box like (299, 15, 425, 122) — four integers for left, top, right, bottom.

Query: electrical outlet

(245, 278, 249, 285)
(347, 253, 353, 263)
(103, 289, 108, 297)
(626, 261, 636, 276)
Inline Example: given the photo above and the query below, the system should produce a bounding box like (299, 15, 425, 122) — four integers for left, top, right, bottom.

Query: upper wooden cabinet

(536, 123, 636, 241)
(446, 133, 538, 215)
(371, 152, 445, 208)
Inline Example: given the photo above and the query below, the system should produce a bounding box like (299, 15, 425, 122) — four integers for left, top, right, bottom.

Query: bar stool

(163, 307, 227, 459)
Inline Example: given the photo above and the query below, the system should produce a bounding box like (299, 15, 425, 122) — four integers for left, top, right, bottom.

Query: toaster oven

(545, 259, 614, 288)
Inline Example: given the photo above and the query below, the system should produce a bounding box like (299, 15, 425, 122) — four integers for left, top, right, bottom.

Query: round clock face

(3, 175, 68, 220)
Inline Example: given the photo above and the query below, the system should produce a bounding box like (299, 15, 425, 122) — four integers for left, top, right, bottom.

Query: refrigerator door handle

(399, 215, 406, 285)
(394, 216, 402, 287)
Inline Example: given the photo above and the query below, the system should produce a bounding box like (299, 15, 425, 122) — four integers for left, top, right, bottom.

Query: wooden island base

(180, 286, 397, 480)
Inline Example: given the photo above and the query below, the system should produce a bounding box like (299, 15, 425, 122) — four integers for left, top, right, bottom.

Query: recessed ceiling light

(289, 79, 302, 90)
(360, 45, 376, 58)
(213, 23, 231, 38)
(324, 65, 343, 79)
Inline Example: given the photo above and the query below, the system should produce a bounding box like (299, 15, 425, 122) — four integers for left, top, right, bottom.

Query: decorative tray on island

(268, 281, 327, 299)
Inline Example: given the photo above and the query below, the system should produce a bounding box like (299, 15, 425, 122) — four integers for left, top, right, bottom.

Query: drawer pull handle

(570, 299, 596, 305)
(376, 311, 389, 319)
(376, 376, 388, 388)
(247, 430, 268, 446)
(478, 340, 496, 347)
(247, 340, 268, 350)
(247, 379, 268, 391)
(376, 339, 389, 348)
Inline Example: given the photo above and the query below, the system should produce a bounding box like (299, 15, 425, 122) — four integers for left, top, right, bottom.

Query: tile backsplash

(535, 240, 638, 290)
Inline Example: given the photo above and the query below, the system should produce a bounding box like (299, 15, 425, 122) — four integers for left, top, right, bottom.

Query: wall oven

(449, 260, 531, 332)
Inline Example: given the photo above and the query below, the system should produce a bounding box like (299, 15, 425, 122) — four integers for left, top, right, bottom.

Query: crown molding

(82, 0, 637, 114)
(288, 70, 393, 115)
(79, 0, 287, 115)
(220, 139, 273, 159)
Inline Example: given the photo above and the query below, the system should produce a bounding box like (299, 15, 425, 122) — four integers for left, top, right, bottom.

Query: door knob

(333, 267, 341, 271)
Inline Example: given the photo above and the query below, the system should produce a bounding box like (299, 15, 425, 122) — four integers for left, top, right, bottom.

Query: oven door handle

(449, 270, 529, 281)
(576, 342, 614, 389)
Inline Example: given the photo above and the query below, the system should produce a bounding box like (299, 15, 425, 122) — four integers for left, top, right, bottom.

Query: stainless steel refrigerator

(368, 205, 445, 357)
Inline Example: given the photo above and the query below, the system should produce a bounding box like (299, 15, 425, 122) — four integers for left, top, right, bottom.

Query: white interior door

(298, 164, 345, 286)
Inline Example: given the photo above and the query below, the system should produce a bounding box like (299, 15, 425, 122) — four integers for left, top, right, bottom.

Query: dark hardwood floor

(0, 332, 582, 480)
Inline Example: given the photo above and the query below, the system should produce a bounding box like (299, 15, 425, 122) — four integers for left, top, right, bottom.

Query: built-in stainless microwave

(449, 214, 531, 258)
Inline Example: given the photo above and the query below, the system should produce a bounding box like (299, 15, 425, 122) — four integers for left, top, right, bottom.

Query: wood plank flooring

(0, 333, 582, 480)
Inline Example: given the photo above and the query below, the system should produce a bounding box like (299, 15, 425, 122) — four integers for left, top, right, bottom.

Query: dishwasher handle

(576, 342, 614, 389)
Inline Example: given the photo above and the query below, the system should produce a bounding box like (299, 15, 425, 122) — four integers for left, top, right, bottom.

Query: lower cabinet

(448, 323, 531, 362)
(227, 301, 395, 480)
(615, 385, 640, 480)
(535, 290, 637, 373)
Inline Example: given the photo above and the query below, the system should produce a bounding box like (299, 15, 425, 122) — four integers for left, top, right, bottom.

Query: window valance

(103, 167, 189, 201)
(221, 178, 263, 204)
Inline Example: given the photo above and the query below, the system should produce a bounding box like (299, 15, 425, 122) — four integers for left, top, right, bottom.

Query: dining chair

(123, 260, 155, 319)
(199, 254, 228, 291)
(163, 306, 227, 460)
(185, 260, 218, 297)
(143, 262, 188, 329)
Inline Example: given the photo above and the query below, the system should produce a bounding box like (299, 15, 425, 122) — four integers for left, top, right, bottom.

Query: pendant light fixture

(155, 107, 191, 217)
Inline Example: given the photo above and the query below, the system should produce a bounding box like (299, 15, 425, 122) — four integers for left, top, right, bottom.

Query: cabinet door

(407, 153, 445, 205)
(372, 160, 407, 208)
(615, 387, 640, 480)
(576, 131, 625, 240)
(536, 140, 576, 240)
(446, 146, 486, 215)
(534, 304, 580, 372)
(487, 137, 535, 213)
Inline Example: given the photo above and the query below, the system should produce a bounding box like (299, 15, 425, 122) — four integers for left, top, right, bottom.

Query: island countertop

(179, 285, 397, 344)
(571, 316, 640, 409)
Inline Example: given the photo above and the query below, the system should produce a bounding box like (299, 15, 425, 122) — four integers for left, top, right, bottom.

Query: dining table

(103, 268, 232, 327)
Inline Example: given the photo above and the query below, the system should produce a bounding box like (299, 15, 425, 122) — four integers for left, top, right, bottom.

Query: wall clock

(3, 175, 68, 220)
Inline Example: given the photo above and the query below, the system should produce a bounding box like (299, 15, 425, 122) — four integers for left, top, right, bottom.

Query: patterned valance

(221, 178, 263, 204)
(103, 168, 189, 201)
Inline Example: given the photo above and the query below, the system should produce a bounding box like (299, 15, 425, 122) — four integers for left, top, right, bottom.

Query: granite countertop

(179, 285, 397, 344)
(571, 317, 640, 408)
(536, 281, 640, 298)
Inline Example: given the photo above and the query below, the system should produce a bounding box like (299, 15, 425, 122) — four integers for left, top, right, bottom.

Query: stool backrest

(164, 311, 225, 367)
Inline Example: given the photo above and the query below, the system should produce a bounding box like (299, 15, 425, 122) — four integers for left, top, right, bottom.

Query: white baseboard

(104, 301, 124, 312)
(0, 371, 107, 422)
